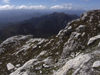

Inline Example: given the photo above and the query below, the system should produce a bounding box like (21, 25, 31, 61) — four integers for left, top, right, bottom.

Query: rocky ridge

(0, 10, 100, 75)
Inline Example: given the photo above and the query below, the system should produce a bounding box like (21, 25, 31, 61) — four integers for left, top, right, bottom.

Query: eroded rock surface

(0, 10, 100, 75)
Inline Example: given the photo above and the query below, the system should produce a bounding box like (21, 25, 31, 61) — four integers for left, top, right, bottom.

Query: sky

(0, 0, 99, 10)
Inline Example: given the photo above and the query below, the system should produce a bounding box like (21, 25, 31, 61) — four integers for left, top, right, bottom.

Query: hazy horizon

(0, 0, 99, 27)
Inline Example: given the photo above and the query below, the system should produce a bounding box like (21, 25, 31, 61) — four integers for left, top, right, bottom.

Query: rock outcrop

(0, 10, 100, 75)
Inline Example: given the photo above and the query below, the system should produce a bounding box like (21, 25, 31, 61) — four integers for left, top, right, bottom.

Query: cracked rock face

(54, 54, 91, 75)
(0, 10, 100, 75)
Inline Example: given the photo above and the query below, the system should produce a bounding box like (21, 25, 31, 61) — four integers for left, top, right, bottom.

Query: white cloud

(0, 5, 47, 10)
(50, 4, 72, 10)
(50, 5, 64, 9)
(0, 5, 14, 10)
(3, 0, 10, 3)
(0, 4, 73, 10)
(16, 5, 46, 10)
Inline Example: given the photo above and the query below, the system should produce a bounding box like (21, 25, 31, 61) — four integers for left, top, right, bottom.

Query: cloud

(16, 5, 46, 10)
(0, 4, 73, 10)
(0, 5, 14, 10)
(50, 4, 72, 10)
(3, 0, 10, 3)
(0, 5, 47, 10)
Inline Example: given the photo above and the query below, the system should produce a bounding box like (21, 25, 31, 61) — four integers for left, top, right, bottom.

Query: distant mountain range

(0, 12, 79, 41)
(0, 10, 47, 29)
(0, 9, 84, 28)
